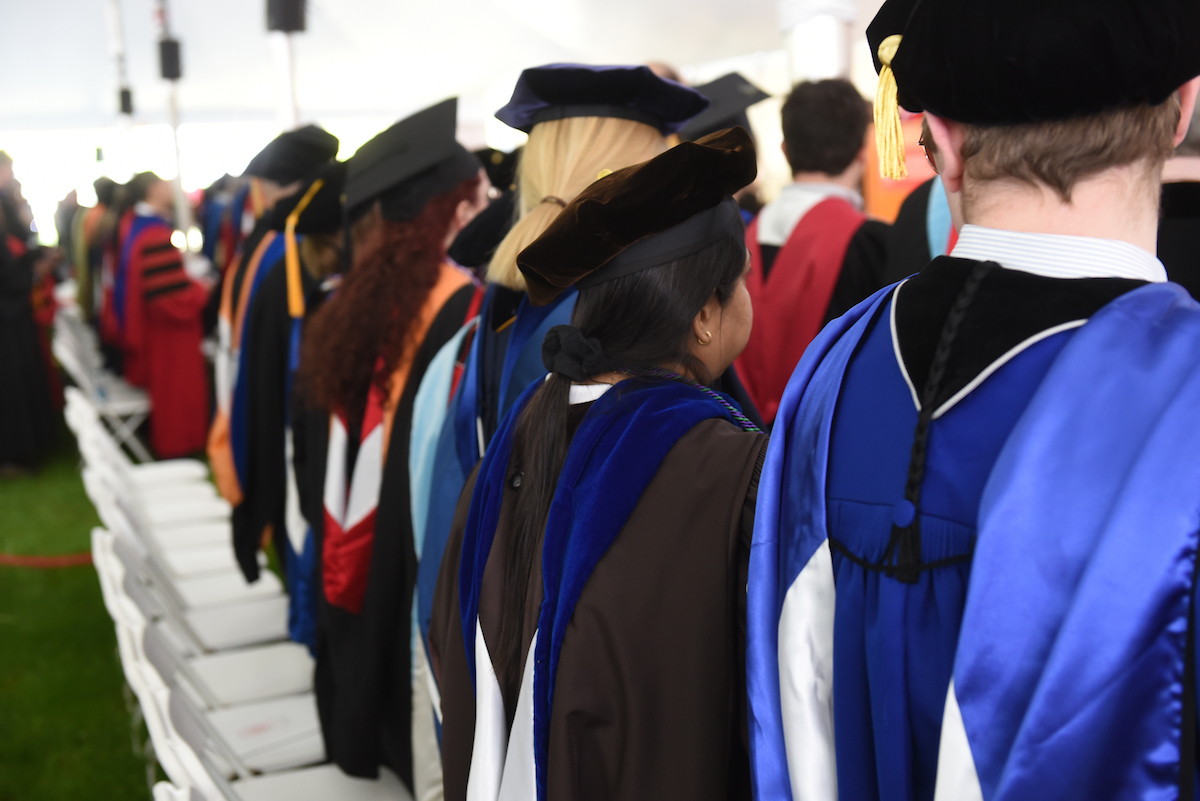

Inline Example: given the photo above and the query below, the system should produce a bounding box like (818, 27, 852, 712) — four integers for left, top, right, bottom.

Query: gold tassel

(285, 178, 324, 320)
(874, 34, 908, 181)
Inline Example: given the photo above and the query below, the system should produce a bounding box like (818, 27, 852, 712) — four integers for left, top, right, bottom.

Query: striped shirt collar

(950, 224, 1167, 283)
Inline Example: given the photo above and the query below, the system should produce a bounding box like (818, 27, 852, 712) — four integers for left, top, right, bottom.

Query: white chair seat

(190, 642, 314, 708)
(207, 693, 324, 774)
(149, 522, 232, 552)
(141, 483, 220, 504)
(161, 545, 248, 579)
(232, 765, 409, 801)
(176, 571, 282, 610)
(145, 498, 232, 527)
(186, 596, 289, 652)
(132, 459, 210, 485)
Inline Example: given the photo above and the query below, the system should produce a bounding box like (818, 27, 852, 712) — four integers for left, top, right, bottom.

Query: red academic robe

(121, 217, 210, 458)
(735, 197, 866, 424)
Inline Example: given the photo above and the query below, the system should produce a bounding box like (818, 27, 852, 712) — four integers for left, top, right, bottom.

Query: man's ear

(925, 113, 966, 194)
(1176, 77, 1200, 147)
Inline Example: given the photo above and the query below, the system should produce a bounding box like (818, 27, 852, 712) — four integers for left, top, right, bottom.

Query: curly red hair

(299, 176, 480, 418)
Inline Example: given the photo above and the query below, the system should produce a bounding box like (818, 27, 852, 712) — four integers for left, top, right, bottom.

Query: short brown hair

(924, 97, 1180, 204)
(781, 79, 871, 176)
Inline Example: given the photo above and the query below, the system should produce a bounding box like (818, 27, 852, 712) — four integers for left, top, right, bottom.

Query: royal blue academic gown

(414, 285, 575, 666)
(748, 257, 1200, 801)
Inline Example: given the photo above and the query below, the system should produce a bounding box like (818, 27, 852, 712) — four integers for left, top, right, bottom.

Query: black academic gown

(232, 255, 328, 580)
(1158, 181, 1200, 301)
(295, 283, 476, 786)
(0, 204, 55, 467)
(883, 177, 937, 286)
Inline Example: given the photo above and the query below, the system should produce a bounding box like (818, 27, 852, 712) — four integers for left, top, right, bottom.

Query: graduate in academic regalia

(74, 177, 117, 323)
(430, 127, 766, 801)
(735, 79, 890, 425)
(0, 178, 56, 472)
(208, 125, 339, 507)
(1158, 101, 1200, 299)
(747, 2, 1200, 799)
(114, 174, 210, 458)
(291, 98, 484, 789)
(413, 70, 710, 750)
(447, 148, 520, 276)
(232, 162, 346, 650)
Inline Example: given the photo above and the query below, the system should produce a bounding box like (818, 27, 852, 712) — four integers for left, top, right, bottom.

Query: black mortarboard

(344, 98, 479, 222)
(267, 160, 346, 235)
(495, 64, 710, 135)
(680, 73, 771, 142)
(517, 127, 756, 306)
(243, 125, 339, 185)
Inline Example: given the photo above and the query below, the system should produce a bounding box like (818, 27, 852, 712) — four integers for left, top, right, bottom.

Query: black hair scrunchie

(541, 325, 614, 382)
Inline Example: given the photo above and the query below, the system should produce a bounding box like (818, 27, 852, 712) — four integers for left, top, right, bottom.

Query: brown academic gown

(430, 405, 767, 801)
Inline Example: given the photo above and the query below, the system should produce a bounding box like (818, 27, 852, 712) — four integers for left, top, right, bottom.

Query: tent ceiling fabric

(1, 0, 784, 130)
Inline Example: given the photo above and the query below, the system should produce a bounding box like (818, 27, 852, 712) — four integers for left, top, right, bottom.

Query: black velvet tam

(867, 0, 1200, 125)
(680, 73, 771, 142)
(517, 127, 757, 306)
(474, 147, 520, 192)
(266, 160, 347, 235)
(495, 64, 710, 135)
(345, 98, 479, 222)
(243, 125, 340, 185)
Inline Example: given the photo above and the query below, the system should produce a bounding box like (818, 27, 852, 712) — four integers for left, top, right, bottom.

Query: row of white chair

(64, 388, 407, 800)
(54, 306, 154, 462)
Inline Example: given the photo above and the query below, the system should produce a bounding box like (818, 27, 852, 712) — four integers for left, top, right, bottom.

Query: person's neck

(963, 167, 1161, 253)
(1162, 155, 1200, 183)
(791, 168, 860, 191)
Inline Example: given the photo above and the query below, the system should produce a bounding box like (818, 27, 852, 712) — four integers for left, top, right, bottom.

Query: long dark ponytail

(492, 227, 748, 710)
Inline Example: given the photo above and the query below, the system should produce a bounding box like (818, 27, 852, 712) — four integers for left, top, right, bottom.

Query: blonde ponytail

(487, 116, 668, 290)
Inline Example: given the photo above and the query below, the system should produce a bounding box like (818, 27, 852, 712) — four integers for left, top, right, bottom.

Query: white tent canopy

(2, 0, 799, 130)
(1, 0, 884, 242)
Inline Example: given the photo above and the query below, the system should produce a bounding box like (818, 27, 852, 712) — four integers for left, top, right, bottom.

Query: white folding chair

(56, 328, 153, 463)
(166, 683, 324, 777)
(141, 619, 314, 709)
(98, 528, 288, 655)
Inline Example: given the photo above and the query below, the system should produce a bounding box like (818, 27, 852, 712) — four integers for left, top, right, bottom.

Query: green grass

(0, 426, 150, 800)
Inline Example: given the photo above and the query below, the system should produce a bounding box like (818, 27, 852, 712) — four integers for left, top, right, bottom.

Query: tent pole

(153, 0, 193, 234)
(103, 0, 133, 121)
(270, 31, 300, 130)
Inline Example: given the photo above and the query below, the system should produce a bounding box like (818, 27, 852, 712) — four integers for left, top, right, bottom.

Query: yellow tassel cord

(874, 34, 908, 181)
(285, 178, 324, 320)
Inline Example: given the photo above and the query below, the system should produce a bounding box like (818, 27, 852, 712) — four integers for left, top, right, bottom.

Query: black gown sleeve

(232, 258, 293, 581)
(824, 219, 891, 324)
(883, 177, 935, 286)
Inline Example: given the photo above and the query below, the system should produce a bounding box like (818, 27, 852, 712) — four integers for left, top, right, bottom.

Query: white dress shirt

(950, 224, 1167, 283)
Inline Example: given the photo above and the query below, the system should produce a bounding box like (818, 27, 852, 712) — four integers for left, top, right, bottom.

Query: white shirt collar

(950, 224, 1167, 283)
(134, 201, 161, 219)
(568, 383, 611, 405)
(757, 182, 864, 247)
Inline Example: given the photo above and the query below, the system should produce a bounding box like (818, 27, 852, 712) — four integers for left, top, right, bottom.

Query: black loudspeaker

(119, 87, 134, 115)
(267, 0, 306, 32)
(159, 38, 182, 80)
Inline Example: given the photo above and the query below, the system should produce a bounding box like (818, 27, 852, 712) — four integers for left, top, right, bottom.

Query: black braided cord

(884, 261, 994, 583)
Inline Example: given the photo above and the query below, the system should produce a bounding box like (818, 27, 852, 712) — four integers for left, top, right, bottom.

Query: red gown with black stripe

(121, 215, 211, 458)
